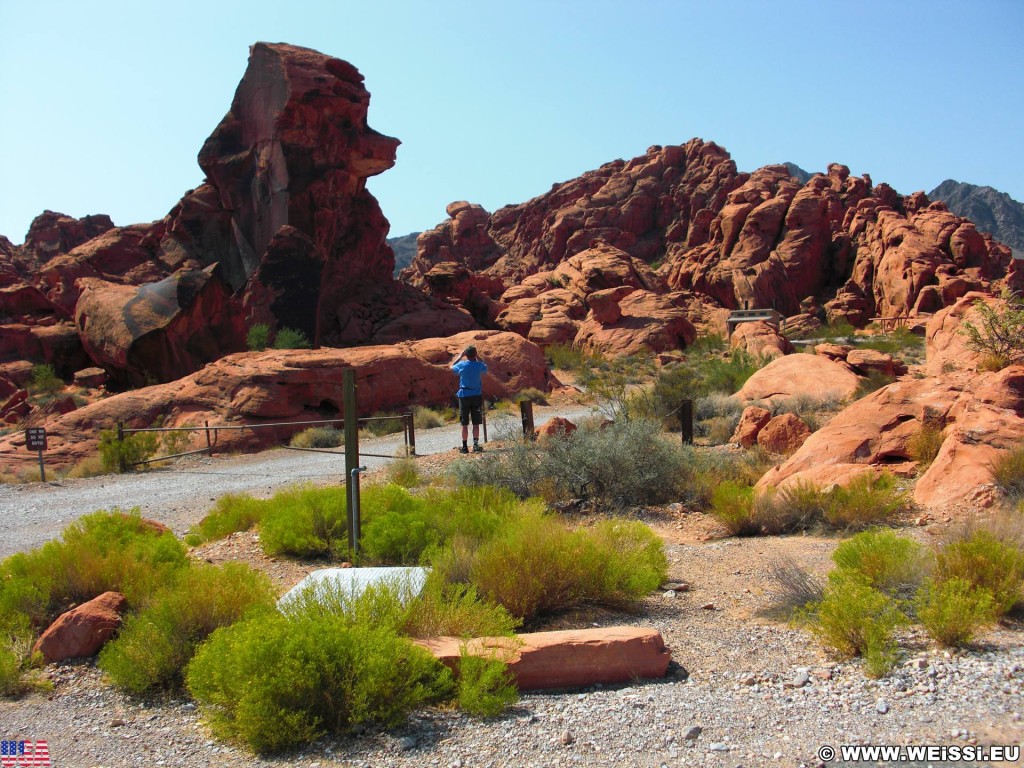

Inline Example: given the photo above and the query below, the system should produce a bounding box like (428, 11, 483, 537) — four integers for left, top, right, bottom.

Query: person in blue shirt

(451, 345, 488, 453)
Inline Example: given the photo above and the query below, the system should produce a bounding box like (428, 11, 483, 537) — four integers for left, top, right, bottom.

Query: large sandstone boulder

(737, 353, 861, 403)
(415, 627, 671, 691)
(756, 367, 1024, 509)
(757, 413, 812, 454)
(731, 405, 771, 448)
(730, 320, 793, 358)
(0, 331, 551, 471)
(23, 211, 115, 263)
(74, 266, 247, 387)
(32, 591, 127, 663)
(924, 292, 1000, 376)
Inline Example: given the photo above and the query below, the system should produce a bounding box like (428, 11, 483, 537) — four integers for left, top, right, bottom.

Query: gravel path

(0, 405, 596, 558)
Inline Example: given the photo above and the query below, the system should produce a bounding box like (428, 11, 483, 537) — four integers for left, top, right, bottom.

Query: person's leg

(471, 397, 483, 450)
(459, 397, 470, 451)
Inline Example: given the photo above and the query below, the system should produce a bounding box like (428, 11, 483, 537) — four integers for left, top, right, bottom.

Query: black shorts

(459, 395, 483, 426)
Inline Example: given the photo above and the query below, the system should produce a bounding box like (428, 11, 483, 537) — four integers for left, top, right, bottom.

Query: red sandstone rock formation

(32, 591, 127, 663)
(737, 353, 861, 403)
(0, 331, 550, 471)
(23, 211, 115, 264)
(729, 320, 793, 359)
(403, 144, 1017, 357)
(731, 406, 772, 448)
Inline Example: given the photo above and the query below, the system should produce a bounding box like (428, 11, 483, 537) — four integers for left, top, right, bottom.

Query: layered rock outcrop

(0, 331, 550, 471)
(0, 43, 475, 389)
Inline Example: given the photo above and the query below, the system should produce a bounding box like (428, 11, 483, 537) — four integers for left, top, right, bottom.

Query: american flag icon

(0, 741, 49, 767)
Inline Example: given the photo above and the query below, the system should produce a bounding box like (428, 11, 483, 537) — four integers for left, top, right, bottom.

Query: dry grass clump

(289, 427, 343, 449)
(990, 444, 1024, 501)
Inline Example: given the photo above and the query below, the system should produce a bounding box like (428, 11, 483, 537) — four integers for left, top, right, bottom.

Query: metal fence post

(679, 399, 694, 445)
(205, 420, 212, 456)
(520, 400, 535, 440)
(343, 368, 359, 552)
(405, 410, 416, 456)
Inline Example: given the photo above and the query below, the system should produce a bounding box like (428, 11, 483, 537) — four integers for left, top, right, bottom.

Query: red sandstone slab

(415, 626, 671, 691)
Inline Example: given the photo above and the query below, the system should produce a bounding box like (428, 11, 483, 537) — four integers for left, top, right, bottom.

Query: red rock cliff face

(403, 143, 1017, 347)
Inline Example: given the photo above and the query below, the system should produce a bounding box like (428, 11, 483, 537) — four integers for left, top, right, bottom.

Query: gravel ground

(2, 407, 1023, 767)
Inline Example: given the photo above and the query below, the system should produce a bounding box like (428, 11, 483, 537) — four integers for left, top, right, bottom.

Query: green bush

(858, 328, 924, 357)
(915, 578, 995, 647)
(466, 511, 665, 623)
(854, 370, 896, 399)
(959, 292, 1024, 368)
(98, 428, 160, 473)
(0, 627, 39, 697)
(271, 326, 312, 350)
(0, 510, 188, 629)
(935, 530, 1024, 616)
(817, 320, 857, 341)
(186, 613, 453, 754)
(800, 576, 904, 677)
(289, 427, 343, 449)
(990, 444, 1024, 500)
(674, 445, 774, 510)
(908, 423, 945, 467)
(99, 563, 276, 692)
(246, 323, 270, 351)
(413, 405, 446, 430)
(457, 652, 518, 717)
(545, 343, 593, 372)
(259, 485, 348, 559)
(385, 457, 421, 488)
(514, 387, 548, 405)
(28, 364, 63, 394)
(187, 493, 266, 544)
(822, 473, 908, 529)
(831, 529, 929, 598)
(711, 482, 759, 536)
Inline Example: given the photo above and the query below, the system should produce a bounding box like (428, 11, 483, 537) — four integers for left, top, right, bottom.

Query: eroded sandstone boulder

(757, 412, 812, 454)
(731, 405, 771, 448)
(32, 591, 127, 663)
(737, 353, 861, 403)
(730, 321, 793, 359)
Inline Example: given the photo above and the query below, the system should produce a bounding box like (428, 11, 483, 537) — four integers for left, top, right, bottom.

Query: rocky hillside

(783, 162, 812, 184)
(929, 180, 1024, 257)
(402, 142, 1020, 352)
(388, 232, 421, 275)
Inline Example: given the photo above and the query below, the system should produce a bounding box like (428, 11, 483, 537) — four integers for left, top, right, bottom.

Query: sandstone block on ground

(757, 412, 812, 453)
(415, 626, 671, 691)
(731, 406, 771, 448)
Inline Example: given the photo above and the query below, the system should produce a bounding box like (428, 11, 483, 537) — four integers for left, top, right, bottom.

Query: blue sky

(1, 1, 1022, 245)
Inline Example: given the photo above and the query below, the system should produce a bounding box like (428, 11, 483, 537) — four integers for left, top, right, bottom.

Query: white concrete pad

(277, 566, 429, 611)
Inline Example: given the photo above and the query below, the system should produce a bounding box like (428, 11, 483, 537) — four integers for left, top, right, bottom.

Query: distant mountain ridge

(928, 180, 1024, 258)
(388, 231, 420, 275)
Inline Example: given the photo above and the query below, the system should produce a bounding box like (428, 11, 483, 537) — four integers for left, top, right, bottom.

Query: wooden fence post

(679, 399, 694, 445)
(520, 400, 535, 440)
(343, 368, 359, 552)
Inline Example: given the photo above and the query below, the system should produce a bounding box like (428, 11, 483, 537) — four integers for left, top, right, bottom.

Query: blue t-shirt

(452, 359, 488, 397)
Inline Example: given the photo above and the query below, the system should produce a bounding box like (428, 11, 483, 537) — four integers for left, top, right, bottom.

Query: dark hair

(464, 345, 478, 360)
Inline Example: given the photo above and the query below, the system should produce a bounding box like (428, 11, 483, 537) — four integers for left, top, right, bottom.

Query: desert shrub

(362, 411, 405, 437)
(187, 493, 266, 545)
(698, 349, 765, 395)
(413, 405, 446, 429)
(28, 364, 63, 394)
(578, 353, 656, 421)
(959, 292, 1024, 368)
(59, 456, 104, 480)
(99, 563, 275, 693)
(545, 343, 592, 372)
(675, 445, 774, 510)
(246, 323, 270, 351)
(271, 326, 312, 350)
(817, 320, 857, 341)
(767, 556, 825, 616)
(711, 482, 759, 536)
(757, 482, 828, 534)
(935, 530, 1024, 616)
(990, 444, 1024, 500)
(694, 392, 745, 423)
(539, 419, 685, 508)
(908, 423, 945, 467)
(822, 473, 908, 529)
(98, 428, 160, 472)
(457, 652, 518, 717)
(858, 328, 924, 357)
(186, 613, 453, 754)
(831, 529, 929, 599)
(0, 626, 40, 697)
(466, 511, 665, 623)
(360, 485, 524, 565)
(451, 420, 686, 509)
(259, 485, 348, 559)
(799, 576, 904, 677)
(385, 457, 421, 488)
(514, 387, 548, 405)
(854, 370, 897, 399)
(0, 510, 188, 630)
(289, 426, 343, 449)
(915, 578, 996, 647)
